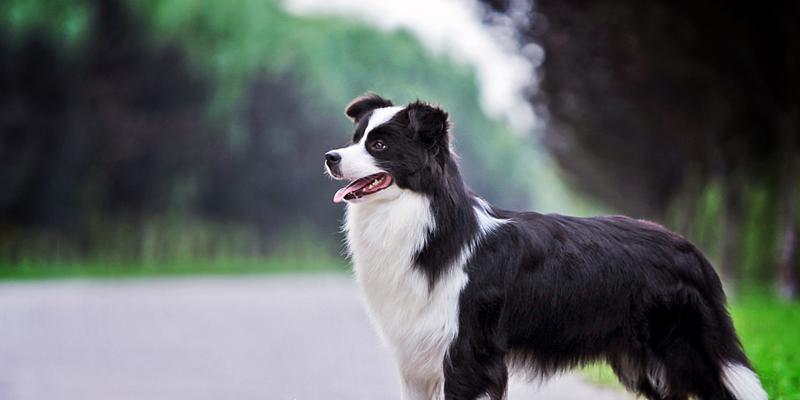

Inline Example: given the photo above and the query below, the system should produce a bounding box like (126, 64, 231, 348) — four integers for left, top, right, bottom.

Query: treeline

(0, 0, 537, 267)
(484, 0, 800, 297)
(0, 0, 343, 262)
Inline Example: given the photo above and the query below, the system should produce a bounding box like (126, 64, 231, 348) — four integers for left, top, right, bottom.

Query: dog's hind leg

(646, 285, 764, 400)
(608, 354, 669, 400)
(655, 338, 729, 400)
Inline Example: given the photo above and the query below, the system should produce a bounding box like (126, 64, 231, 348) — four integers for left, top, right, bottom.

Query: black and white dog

(324, 93, 767, 400)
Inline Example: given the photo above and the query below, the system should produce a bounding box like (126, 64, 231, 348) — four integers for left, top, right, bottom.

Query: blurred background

(0, 0, 797, 399)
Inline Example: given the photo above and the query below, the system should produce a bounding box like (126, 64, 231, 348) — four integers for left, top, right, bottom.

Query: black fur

(344, 92, 394, 123)
(338, 94, 757, 400)
(446, 213, 751, 400)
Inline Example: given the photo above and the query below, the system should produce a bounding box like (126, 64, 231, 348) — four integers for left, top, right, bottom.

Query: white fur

(474, 196, 508, 235)
(647, 362, 667, 397)
(346, 190, 452, 399)
(327, 106, 403, 183)
(339, 106, 510, 399)
(365, 106, 404, 134)
(345, 189, 507, 400)
(722, 363, 767, 400)
(329, 140, 383, 182)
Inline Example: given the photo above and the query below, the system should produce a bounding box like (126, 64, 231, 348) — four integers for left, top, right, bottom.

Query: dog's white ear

(344, 92, 393, 122)
(406, 101, 450, 146)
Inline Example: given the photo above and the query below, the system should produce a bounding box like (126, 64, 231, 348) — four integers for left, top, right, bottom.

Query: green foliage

(668, 178, 785, 287)
(1, 0, 547, 275)
(0, 0, 88, 46)
(0, 217, 263, 260)
(130, 0, 538, 208)
(686, 183, 723, 257)
(740, 182, 780, 283)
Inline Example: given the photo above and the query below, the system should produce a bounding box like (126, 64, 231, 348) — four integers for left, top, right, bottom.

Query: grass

(581, 296, 800, 399)
(0, 220, 348, 280)
(732, 297, 800, 399)
(0, 255, 347, 281)
(580, 363, 622, 388)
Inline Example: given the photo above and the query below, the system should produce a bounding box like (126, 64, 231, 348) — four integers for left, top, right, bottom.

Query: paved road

(0, 275, 631, 400)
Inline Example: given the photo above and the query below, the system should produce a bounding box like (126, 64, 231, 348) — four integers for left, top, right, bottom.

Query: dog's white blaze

(365, 106, 404, 135)
(329, 106, 403, 181)
(722, 363, 767, 400)
(346, 190, 506, 400)
(331, 142, 383, 180)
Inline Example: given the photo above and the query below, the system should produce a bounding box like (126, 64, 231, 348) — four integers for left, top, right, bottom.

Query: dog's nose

(325, 151, 341, 166)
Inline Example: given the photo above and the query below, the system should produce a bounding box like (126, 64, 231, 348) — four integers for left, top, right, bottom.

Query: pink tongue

(333, 177, 372, 203)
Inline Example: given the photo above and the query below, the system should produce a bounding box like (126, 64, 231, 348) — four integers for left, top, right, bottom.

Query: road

(0, 274, 632, 399)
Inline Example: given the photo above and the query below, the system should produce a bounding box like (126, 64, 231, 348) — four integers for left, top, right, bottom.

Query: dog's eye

(371, 140, 387, 151)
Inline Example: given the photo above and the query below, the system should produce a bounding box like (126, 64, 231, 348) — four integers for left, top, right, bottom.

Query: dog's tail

(721, 363, 768, 400)
(693, 256, 768, 400)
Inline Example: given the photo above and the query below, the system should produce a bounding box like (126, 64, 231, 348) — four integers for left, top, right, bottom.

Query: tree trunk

(778, 198, 798, 299)
(777, 115, 799, 300)
(720, 174, 744, 295)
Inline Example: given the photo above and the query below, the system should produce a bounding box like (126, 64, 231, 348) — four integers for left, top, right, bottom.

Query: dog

(324, 93, 767, 400)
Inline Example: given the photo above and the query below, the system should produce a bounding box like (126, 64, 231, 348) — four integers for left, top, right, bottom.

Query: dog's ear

(344, 92, 393, 123)
(406, 101, 450, 146)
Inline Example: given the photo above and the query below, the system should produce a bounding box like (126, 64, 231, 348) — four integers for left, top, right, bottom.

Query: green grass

(0, 219, 349, 280)
(581, 297, 800, 399)
(732, 297, 800, 399)
(579, 363, 622, 388)
(0, 256, 346, 281)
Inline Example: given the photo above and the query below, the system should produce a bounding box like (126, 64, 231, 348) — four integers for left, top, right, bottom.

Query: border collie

(324, 93, 767, 400)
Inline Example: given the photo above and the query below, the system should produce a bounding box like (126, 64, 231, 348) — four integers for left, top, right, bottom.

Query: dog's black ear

(406, 101, 450, 146)
(344, 92, 393, 122)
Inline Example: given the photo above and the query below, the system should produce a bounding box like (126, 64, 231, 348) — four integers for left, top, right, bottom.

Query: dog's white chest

(345, 193, 467, 382)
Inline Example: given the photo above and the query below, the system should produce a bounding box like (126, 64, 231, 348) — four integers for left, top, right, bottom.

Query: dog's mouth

(333, 173, 393, 203)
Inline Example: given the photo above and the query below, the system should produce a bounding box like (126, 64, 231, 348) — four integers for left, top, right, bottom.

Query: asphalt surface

(0, 275, 632, 399)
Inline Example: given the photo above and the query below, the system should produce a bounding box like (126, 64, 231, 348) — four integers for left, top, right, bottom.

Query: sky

(282, 0, 540, 133)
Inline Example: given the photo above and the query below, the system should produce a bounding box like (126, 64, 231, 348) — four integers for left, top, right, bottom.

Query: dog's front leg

(443, 339, 508, 400)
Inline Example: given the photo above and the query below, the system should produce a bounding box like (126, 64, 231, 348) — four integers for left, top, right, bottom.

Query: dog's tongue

(333, 176, 372, 203)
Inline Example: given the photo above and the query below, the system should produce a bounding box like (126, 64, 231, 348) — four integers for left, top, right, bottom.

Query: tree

(484, 0, 800, 296)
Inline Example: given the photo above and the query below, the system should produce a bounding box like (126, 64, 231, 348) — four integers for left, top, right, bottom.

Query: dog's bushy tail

(694, 256, 768, 400)
(721, 363, 768, 400)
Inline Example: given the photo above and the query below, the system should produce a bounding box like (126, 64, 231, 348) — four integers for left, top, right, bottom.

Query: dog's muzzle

(325, 151, 342, 178)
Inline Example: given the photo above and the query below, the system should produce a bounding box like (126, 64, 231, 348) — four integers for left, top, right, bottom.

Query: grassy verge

(731, 297, 800, 399)
(0, 221, 348, 280)
(581, 296, 800, 400)
(0, 256, 347, 281)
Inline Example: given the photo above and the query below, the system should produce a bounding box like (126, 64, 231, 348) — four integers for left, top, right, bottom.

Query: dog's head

(325, 93, 451, 204)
